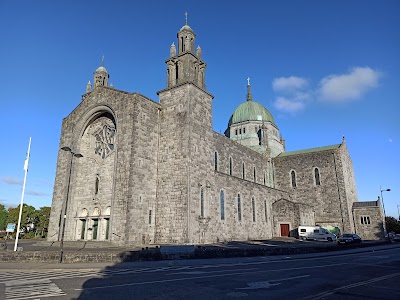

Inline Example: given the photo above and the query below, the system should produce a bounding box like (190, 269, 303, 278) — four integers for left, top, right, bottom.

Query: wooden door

(280, 224, 290, 237)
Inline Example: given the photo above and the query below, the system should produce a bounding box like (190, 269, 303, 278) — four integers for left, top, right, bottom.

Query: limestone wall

(48, 87, 161, 246)
(273, 148, 356, 233)
(353, 205, 385, 240)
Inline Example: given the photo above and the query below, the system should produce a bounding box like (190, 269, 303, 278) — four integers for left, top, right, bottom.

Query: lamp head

(61, 146, 72, 152)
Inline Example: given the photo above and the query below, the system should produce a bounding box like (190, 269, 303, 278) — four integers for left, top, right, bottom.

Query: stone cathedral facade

(48, 21, 384, 246)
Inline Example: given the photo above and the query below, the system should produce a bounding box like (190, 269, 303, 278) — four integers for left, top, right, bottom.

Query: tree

(6, 204, 37, 235)
(0, 204, 8, 230)
(386, 216, 400, 234)
(35, 206, 51, 237)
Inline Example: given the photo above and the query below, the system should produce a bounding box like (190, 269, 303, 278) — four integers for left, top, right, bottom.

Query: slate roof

(353, 201, 380, 208)
(276, 144, 341, 157)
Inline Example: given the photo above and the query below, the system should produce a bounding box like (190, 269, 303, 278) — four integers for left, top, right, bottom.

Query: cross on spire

(101, 55, 104, 67)
(185, 12, 188, 25)
(246, 77, 252, 101)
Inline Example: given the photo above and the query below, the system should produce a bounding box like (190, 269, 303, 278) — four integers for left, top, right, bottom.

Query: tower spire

(246, 77, 252, 101)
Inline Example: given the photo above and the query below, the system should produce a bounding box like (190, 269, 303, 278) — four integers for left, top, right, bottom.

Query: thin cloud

(26, 190, 49, 197)
(273, 96, 306, 113)
(272, 76, 309, 92)
(389, 139, 393, 143)
(0, 176, 23, 185)
(318, 67, 381, 102)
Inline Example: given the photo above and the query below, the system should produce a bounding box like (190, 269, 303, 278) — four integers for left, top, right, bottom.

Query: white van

(298, 226, 337, 242)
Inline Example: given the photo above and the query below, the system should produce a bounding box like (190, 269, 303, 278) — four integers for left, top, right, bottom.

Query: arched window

(200, 187, 204, 218)
(291, 170, 297, 188)
(264, 172, 266, 185)
(237, 193, 242, 222)
(242, 162, 245, 179)
(252, 197, 256, 222)
(214, 151, 218, 171)
(229, 157, 233, 176)
(220, 190, 225, 220)
(253, 167, 256, 182)
(314, 168, 321, 186)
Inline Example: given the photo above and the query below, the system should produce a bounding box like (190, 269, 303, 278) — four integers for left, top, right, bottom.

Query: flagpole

(14, 137, 31, 252)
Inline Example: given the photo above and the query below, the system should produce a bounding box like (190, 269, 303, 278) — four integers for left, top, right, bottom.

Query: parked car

(337, 233, 362, 245)
(394, 234, 400, 242)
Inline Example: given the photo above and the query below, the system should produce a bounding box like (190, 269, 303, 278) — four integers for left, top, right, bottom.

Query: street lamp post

(380, 186, 391, 235)
(59, 146, 82, 263)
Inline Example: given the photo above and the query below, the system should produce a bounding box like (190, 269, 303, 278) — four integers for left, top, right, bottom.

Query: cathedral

(48, 20, 385, 245)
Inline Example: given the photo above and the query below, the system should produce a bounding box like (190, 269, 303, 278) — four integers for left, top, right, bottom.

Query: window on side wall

(314, 168, 321, 186)
(220, 190, 225, 220)
(291, 170, 297, 188)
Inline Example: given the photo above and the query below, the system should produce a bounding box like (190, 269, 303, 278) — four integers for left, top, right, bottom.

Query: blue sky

(0, 1, 399, 219)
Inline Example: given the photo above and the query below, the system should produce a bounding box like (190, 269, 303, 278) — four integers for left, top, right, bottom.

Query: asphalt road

(0, 244, 399, 299)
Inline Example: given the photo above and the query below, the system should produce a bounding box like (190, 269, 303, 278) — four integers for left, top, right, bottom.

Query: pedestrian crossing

(5, 279, 65, 300)
(0, 266, 200, 299)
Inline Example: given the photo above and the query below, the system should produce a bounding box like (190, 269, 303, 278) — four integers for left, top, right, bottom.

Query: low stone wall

(0, 240, 392, 263)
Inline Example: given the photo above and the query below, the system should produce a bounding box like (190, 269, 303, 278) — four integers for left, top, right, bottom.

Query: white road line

(270, 274, 310, 282)
(168, 267, 259, 275)
(75, 263, 344, 291)
(299, 271, 400, 300)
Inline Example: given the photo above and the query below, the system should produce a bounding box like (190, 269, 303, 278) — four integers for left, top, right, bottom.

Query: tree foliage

(386, 216, 400, 234)
(0, 204, 8, 230)
(7, 204, 37, 232)
(35, 206, 51, 236)
(4, 204, 51, 238)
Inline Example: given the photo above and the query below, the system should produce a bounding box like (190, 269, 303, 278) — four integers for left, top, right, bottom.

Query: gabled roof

(353, 201, 380, 208)
(276, 144, 341, 157)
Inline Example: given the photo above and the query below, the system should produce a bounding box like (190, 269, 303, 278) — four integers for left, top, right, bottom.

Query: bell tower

(165, 13, 207, 90)
(93, 56, 109, 88)
(156, 14, 214, 244)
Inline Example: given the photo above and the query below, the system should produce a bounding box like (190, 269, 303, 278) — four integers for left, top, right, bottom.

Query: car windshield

(342, 234, 353, 238)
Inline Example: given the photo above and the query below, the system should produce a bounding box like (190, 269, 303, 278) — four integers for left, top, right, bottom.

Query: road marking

(168, 267, 259, 275)
(236, 275, 310, 290)
(75, 265, 340, 291)
(237, 281, 281, 289)
(5, 279, 65, 300)
(299, 271, 400, 300)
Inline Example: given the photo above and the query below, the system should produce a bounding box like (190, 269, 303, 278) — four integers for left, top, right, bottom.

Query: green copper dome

(229, 101, 275, 126)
